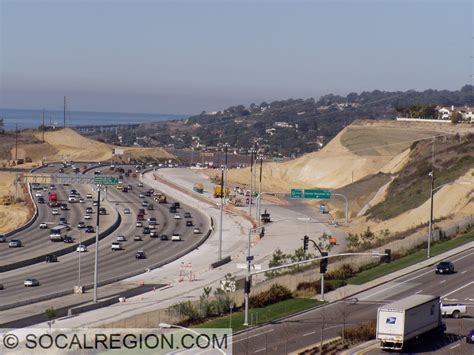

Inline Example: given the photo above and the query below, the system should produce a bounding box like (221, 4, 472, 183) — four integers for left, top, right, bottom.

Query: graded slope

(0, 172, 29, 234)
(226, 120, 443, 191)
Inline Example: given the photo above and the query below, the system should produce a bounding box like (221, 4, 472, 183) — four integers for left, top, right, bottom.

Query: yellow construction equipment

(213, 185, 230, 198)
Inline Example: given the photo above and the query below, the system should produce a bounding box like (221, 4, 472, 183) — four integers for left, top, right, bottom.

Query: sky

(0, 0, 472, 114)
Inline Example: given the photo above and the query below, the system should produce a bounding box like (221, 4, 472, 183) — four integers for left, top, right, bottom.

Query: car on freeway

(86, 207, 93, 214)
(39, 222, 48, 229)
(76, 244, 87, 252)
(141, 201, 148, 208)
(58, 168, 64, 173)
(134, 235, 143, 241)
(467, 329, 474, 344)
(50, 184, 56, 190)
(60, 203, 68, 210)
(0, 283, 4, 290)
(93, 201, 99, 206)
(85, 226, 94, 233)
(174, 214, 181, 219)
(111, 242, 123, 251)
(79, 198, 85, 203)
(184, 212, 192, 218)
(35, 192, 43, 197)
(435, 261, 455, 274)
(160, 234, 169, 241)
(135, 250, 146, 259)
(52, 209, 59, 215)
(148, 217, 156, 224)
(147, 204, 154, 210)
(142, 227, 150, 234)
(139, 193, 145, 198)
(43, 186, 49, 191)
(193, 227, 201, 234)
(86, 193, 93, 199)
(136, 220, 144, 227)
(0, 235, 6, 243)
(68, 196, 77, 203)
(117, 235, 126, 242)
(45, 254, 58, 263)
(127, 185, 133, 190)
(84, 214, 92, 220)
(150, 230, 158, 238)
(63, 236, 74, 243)
(38, 197, 45, 204)
(122, 187, 128, 193)
(138, 182, 143, 187)
(24, 278, 40, 287)
(171, 233, 181, 241)
(94, 170, 101, 175)
(77, 221, 86, 229)
(9, 239, 22, 248)
(145, 191, 152, 197)
(59, 217, 67, 225)
(124, 208, 131, 214)
(173, 202, 180, 209)
(99, 207, 106, 215)
(186, 220, 193, 227)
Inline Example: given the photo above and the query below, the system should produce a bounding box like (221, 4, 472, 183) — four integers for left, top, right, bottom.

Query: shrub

(296, 280, 337, 294)
(249, 284, 293, 308)
(341, 320, 376, 343)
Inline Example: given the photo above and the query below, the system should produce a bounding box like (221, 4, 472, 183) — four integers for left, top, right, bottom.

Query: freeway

(232, 248, 474, 354)
(0, 164, 116, 269)
(0, 164, 210, 309)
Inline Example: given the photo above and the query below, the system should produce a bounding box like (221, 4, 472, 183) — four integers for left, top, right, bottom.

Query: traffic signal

(320, 252, 328, 274)
(303, 235, 309, 252)
(383, 249, 391, 263)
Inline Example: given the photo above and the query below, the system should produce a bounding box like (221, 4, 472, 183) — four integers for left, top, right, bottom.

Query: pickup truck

(441, 304, 466, 318)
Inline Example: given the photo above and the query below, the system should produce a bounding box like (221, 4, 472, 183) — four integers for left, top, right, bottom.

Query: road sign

(303, 189, 332, 200)
(94, 175, 119, 185)
(290, 189, 303, 199)
(112, 148, 124, 155)
(246, 255, 254, 261)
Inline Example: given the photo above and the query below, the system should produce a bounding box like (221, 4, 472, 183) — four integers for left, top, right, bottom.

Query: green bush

(249, 284, 293, 308)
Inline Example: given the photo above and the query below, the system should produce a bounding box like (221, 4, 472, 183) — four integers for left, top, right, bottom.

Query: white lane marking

(461, 270, 467, 274)
(232, 329, 274, 344)
(303, 331, 316, 337)
(360, 252, 474, 301)
(449, 343, 460, 349)
(439, 280, 446, 284)
(444, 298, 458, 302)
(254, 348, 266, 353)
(442, 281, 474, 298)
(415, 290, 423, 294)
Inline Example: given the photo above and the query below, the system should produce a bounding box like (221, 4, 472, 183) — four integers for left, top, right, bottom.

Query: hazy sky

(1, 0, 472, 114)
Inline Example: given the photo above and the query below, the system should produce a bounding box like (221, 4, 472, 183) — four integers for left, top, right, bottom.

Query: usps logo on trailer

(386, 317, 396, 324)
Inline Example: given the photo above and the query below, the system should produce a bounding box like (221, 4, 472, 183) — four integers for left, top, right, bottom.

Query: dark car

(184, 212, 192, 218)
(45, 254, 58, 263)
(85, 226, 94, 233)
(186, 220, 193, 227)
(59, 217, 67, 225)
(147, 204, 154, 210)
(173, 202, 180, 209)
(0, 235, 6, 243)
(135, 251, 146, 259)
(467, 329, 474, 344)
(77, 221, 86, 229)
(160, 234, 169, 241)
(60, 203, 68, 210)
(63, 236, 74, 243)
(436, 261, 455, 274)
(145, 191, 151, 197)
(122, 187, 128, 193)
(86, 207, 93, 214)
(99, 207, 106, 215)
(58, 168, 64, 173)
(38, 197, 45, 204)
(143, 227, 150, 234)
(169, 206, 177, 213)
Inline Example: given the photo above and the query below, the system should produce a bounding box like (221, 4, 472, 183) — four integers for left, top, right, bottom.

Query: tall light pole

(248, 147, 256, 217)
(93, 185, 104, 303)
(257, 154, 264, 226)
(427, 171, 434, 258)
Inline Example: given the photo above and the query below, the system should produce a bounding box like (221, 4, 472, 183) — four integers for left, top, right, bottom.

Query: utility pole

(63, 96, 66, 128)
(257, 154, 263, 226)
(15, 123, 18, 161)
(42, 109, 45, 143)
(427, 171, 434, 258)
(218, 164, 224, 260)
(248, 147, 255, 217)
(93, 186, 101, 303)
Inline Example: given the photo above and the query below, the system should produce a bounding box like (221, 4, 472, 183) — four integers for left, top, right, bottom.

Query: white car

(136, 221, 143, 227)
(124, 208, 131, 214)
(171, 233, 181, 241)
(86, 193, 93, 199)
(68, 196, 77, 203)
(139, 193, 145, 198)
(79, 199, 85, 203)
(111, 242, 123, 251)
(35, 192, 43, 197)
(51, 209, 59, 215)
(76, 244, 87, 252)
(193, 228, 201, 234)
(173, 214, 181, 219)
(117, 235, 126, 242)
(24, 278, 40, 287)
(138, 183, 143, 187)
(39, 222, 48, 229)
(84, 214, 92, 220)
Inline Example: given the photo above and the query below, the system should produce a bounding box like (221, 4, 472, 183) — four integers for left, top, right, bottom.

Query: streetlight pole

(427, 171, 434, 258)
(248, 147, 255, 217)
(93, 186, 102, 303)
(217, 143, 229, 261)
(257, 154, 263, 226)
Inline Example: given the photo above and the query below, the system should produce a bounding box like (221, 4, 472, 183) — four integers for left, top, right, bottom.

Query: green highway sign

(291, 188, 332, 200)
(94, 175, 119, 185)
(290, 189, 303, 199)
(303, 189, 332, 200)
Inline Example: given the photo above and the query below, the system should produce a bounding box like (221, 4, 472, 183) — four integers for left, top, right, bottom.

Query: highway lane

(0, 168, 209, 307)
(231, 248, 474, 354)
(0, 165, 115, 268)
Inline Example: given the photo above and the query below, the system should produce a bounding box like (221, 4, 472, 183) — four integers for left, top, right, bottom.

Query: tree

(450, 111, 462, 124)
(0, 118, 4, 133)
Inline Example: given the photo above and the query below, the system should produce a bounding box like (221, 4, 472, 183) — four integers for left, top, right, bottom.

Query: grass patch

(348, 230, 474, 285)
(195, 298, 322, 332)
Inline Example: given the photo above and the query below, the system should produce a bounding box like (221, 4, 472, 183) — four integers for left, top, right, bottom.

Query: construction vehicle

(193, 183, 204, 193)
(153, 192, 167, 203)
(213, 185, 230, 198)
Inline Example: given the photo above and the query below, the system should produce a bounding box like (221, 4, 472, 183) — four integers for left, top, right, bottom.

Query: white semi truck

(376, 294, 445, 350)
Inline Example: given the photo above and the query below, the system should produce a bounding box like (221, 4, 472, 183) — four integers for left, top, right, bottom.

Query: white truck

(376, 294, 444, 351)
(441, 304, 466, 318)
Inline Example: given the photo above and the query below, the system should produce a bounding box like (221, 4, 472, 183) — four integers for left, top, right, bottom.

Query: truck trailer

(376, 294, 444, 351)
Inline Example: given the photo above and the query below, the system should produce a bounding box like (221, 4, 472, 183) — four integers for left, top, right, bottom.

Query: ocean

(0, 108, 187, 131)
